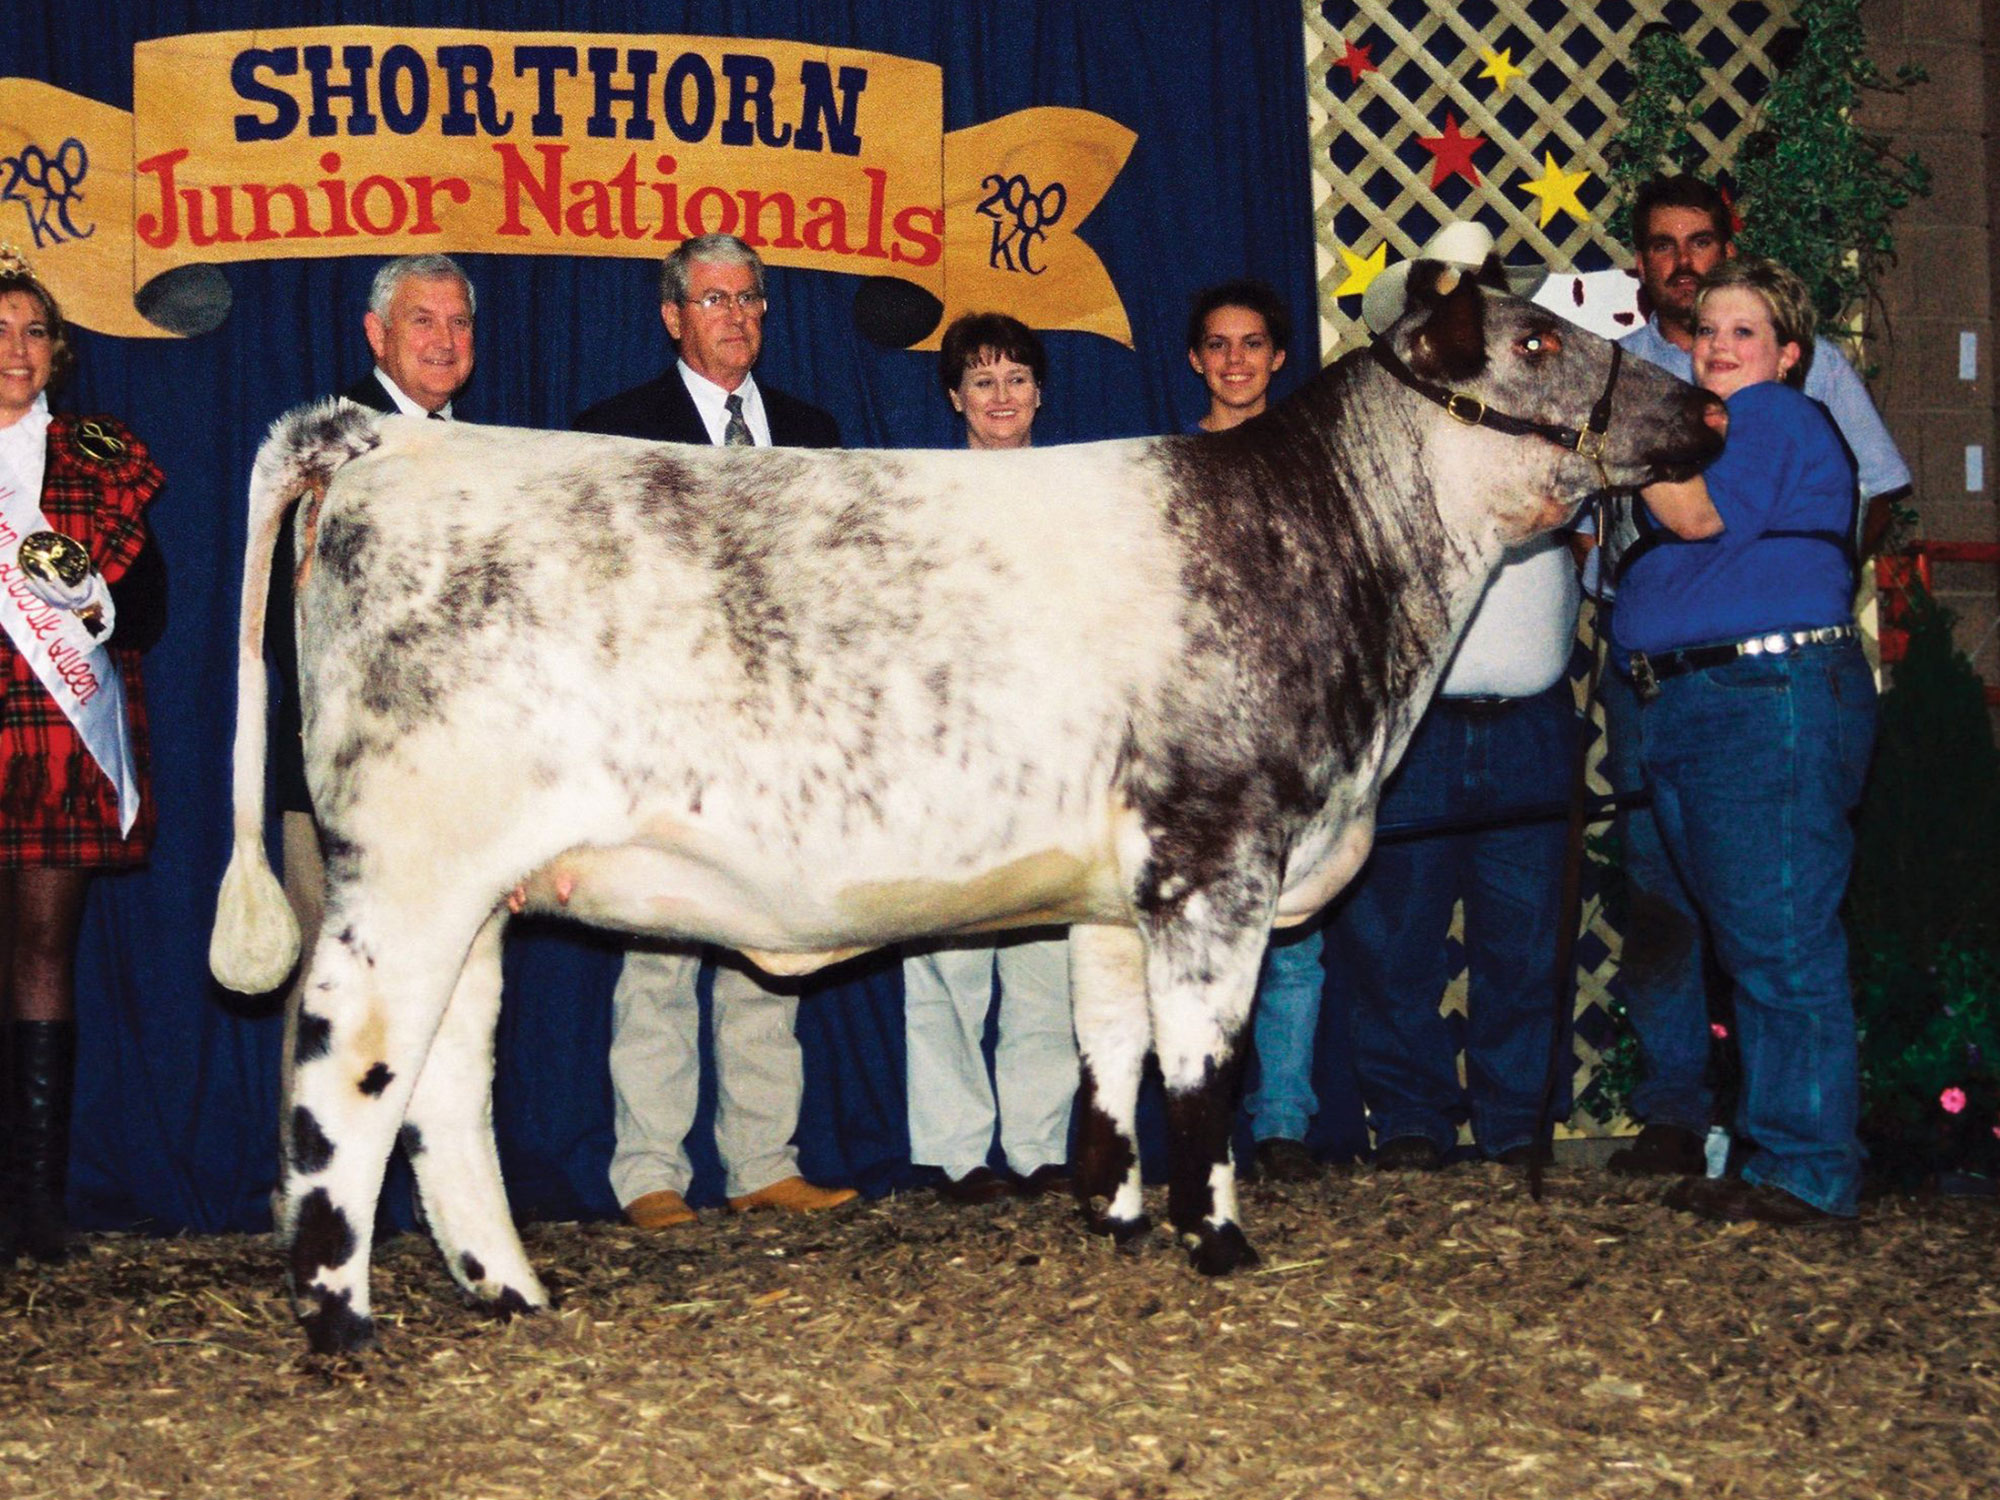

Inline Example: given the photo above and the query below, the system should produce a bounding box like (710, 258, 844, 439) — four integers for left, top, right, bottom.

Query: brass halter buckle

(1574, 428, 1607, 462)
(1444, 393, 1486, 425)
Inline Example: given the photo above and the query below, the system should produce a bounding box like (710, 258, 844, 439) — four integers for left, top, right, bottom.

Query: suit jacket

(574, 368, 841, 448)
(343, 371, 400, 415)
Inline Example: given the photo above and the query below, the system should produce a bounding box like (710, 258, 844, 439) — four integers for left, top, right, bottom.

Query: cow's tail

(210, 400, 382, 994)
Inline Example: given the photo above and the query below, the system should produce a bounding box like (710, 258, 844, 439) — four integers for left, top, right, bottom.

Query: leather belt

(1628, 624, 1859, 701)
(1441, 694, 1517, 717)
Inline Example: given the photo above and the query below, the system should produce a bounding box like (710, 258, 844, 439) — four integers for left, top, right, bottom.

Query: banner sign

(2, 27, 1135, 347)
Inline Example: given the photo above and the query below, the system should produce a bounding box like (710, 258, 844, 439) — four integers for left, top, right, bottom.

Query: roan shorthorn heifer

(212, 262, 1725, 1354)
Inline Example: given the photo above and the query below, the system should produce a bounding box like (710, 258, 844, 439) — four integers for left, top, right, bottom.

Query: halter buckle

(1574, 428, 1607, 462)
(1444, 393, 1485, 426)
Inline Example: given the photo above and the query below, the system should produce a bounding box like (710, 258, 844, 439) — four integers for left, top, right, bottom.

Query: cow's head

(1379, 271, 1726, 539)
(1399, 260, 1494, 385)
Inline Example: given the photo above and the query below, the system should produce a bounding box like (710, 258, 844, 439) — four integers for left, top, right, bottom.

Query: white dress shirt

(678, 360, 770, 446)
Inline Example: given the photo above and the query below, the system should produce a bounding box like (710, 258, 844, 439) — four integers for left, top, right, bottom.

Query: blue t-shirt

(1614, 380, 1857, 656)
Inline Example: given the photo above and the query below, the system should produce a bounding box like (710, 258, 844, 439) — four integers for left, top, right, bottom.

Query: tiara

(0, 243, 37, 281)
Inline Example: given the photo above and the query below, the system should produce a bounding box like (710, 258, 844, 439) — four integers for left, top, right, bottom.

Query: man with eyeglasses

(577, 233, 840, 452)
(576, 233, 849, 1232)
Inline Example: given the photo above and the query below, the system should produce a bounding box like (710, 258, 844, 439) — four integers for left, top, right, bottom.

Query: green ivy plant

(1606, 0, 1929, 327)
(1854, 938, 2000, 1186)
(1849, 588, 2000, 957)
(1603, 27, 1708, 248)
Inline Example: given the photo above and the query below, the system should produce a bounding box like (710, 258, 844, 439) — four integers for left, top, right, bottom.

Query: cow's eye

(1518, 329, 1562, 358)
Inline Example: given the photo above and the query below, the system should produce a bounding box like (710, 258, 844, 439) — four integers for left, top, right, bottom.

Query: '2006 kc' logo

(1, 137, 94, 248)
(977, 172, 1065, 275)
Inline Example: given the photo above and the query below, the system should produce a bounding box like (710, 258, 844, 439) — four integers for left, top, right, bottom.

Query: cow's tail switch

(210, 400, 381, 994)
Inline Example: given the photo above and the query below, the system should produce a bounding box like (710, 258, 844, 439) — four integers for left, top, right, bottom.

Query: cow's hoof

(471, 1286, 544, 1322)
(1083, 1207, 1152, 1250)
(1186, 1222, 1260, 1277)
(300, 1290, 376, 1356)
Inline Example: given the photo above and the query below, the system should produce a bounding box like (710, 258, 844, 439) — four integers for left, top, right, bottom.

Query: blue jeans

(1600, 661, 1714, 1135)
(1330, 684, 1580, 1158)
(1636, 639, 1875, 1215)
(1245, 922, 1325, 1143)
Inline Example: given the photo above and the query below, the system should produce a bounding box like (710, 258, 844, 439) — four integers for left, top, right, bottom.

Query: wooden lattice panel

(1305, 0, 1795, 363)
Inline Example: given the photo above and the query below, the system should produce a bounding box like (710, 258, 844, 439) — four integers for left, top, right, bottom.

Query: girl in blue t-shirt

(1618, 257, 1877, 1226)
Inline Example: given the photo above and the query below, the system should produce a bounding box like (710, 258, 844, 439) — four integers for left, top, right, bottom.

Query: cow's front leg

(403, 909, 548, 1324)
(1145, 904, 1266, 1276)
(280, 904, 472, 1355)
(1069, 923, 1151, 1247)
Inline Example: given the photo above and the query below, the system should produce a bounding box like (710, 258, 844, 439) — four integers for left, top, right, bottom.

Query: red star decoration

(1417, 114, 1486, 187)
(1332, 40, 1376, 86)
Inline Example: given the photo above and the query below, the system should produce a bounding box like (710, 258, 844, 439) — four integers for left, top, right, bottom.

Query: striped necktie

(723, 393, 753, 447)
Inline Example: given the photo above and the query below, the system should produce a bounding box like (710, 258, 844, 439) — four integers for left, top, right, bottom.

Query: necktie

(723, 393, 753, 447)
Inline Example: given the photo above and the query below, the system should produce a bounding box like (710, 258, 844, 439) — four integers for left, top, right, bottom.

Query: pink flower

(1710, 1023, 1729, 1040)
(1940, 1087, 1967, 1115)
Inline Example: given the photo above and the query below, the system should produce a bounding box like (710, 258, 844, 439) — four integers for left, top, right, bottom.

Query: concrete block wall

(1859, 0, 2000, 703)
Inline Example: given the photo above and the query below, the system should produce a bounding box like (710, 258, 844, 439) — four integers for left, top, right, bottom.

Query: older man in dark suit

(269, 254, 477, 1182)
(576, 234, 851, 1232)
(576, 237, 839, 449)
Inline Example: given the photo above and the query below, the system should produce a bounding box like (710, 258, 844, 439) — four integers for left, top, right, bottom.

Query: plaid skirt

(0, 642, 155, 868)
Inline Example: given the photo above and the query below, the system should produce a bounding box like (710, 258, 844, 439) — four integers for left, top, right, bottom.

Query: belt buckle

(1630, 652, 1659, 702)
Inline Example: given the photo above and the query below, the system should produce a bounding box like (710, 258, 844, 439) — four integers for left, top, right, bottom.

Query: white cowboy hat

(1360, 221, 1549, 336)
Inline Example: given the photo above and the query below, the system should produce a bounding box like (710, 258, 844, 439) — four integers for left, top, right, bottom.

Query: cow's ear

(1404, 264, 1488, 383)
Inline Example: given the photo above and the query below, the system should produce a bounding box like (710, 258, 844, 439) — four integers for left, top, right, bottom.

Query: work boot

(11, 1021, 81, 1264)
(623, 1189, 698, 1230)
(1373, 1136, 1444, 1172)
(1605, 1122, 1708, 1178)
(1252, 1137, 1324, 1184)
(727, 1176, 858, 1214)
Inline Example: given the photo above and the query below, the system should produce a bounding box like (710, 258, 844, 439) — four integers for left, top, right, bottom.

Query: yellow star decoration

(1478, 48, 1525, 94)
(1335, 241, 1388, 297)
(1519, 151, 1591, 227)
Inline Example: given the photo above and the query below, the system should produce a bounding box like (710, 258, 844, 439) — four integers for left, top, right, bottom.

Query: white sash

(0, 444, 140, 836)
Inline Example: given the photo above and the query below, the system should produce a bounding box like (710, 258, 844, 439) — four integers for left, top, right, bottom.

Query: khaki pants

(607, 945, 803, 1203)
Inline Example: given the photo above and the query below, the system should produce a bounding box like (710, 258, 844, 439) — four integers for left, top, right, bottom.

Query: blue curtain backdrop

(2, 0, 1366, 1235)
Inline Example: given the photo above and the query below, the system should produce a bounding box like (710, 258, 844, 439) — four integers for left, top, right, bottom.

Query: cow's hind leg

(403, 909, 548, 1323)
(1146, 906, 1267, 1276)
(1069, 924, 1151, 1248)
(281, 904, 480, 1354)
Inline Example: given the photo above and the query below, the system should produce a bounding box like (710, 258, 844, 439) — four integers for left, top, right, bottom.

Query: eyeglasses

(684, 290, 767, 314)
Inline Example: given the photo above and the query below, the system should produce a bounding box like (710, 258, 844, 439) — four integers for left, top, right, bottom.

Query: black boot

(12, 1021, 80, 1264)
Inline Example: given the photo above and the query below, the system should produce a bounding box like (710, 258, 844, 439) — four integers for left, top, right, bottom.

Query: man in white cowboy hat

(1332, 221, 1584, 1173)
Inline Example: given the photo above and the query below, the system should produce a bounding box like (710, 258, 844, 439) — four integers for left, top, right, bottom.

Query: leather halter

(1370, 334, 1622, 483)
